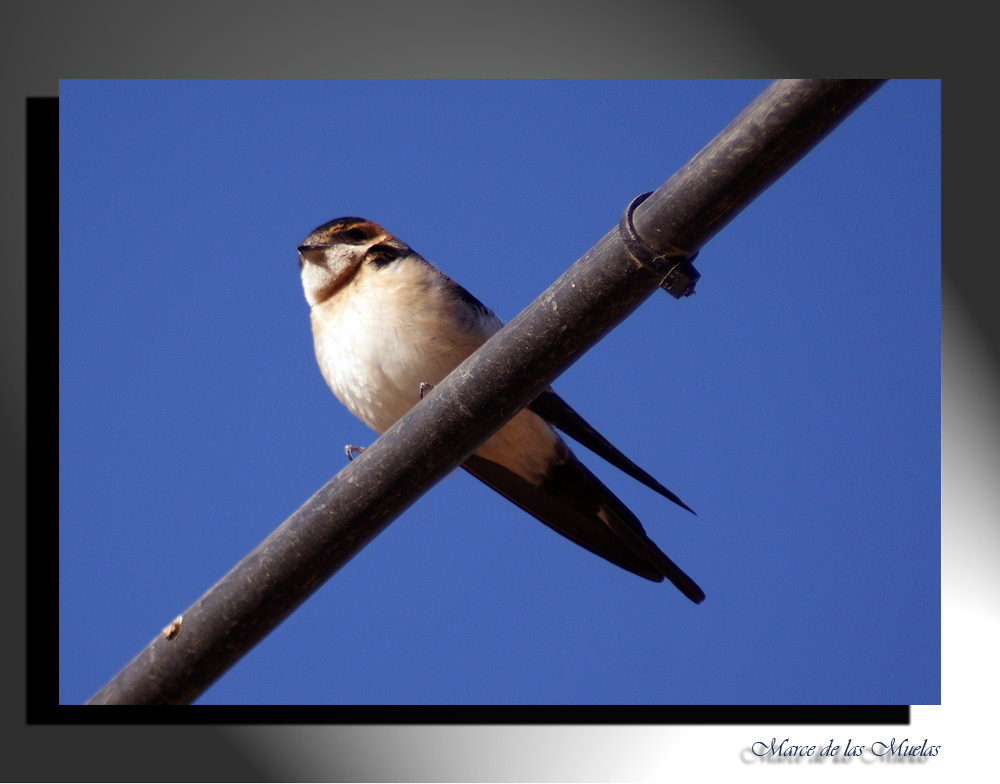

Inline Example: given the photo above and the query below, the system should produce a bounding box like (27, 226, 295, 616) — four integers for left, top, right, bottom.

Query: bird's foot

(345, 444, 367, 461)
(419, 382, 435, 399)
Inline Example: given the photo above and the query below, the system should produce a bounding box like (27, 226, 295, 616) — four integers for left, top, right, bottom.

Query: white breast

(309, 258, 563, 481)
(310, 260, 494, 432)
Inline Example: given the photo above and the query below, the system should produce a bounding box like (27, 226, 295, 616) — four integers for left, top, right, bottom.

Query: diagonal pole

(86, 79, 885, 705)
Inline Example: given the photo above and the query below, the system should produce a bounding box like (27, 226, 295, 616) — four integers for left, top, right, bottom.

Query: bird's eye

(366, 244, 401, 269)
(342, 228, 368, 243)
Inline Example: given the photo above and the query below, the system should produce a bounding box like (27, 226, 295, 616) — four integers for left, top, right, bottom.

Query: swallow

(298, 217, 705, 603)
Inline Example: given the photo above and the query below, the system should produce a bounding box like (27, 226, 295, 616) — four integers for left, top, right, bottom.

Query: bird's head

(297, 217, 411, 306)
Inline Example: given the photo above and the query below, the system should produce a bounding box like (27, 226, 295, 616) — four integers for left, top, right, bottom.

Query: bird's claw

(345, 444, 367, 461)
(419, 382, 435, 399)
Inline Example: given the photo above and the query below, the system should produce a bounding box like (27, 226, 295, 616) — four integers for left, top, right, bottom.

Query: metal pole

(87, 79, 884, 705)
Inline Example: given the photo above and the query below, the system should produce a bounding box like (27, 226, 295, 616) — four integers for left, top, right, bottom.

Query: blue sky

(59, 80, 940, 705)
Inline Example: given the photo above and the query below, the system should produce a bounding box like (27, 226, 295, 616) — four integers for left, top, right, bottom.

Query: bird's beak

(297, 244, 325, 267)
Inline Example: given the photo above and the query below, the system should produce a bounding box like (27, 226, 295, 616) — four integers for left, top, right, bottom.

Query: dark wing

(462, 450, 705, 603)
(528, 389, 695, 515)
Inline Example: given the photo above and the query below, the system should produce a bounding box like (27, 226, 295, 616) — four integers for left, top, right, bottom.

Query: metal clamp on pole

(619, 191, 700, 298)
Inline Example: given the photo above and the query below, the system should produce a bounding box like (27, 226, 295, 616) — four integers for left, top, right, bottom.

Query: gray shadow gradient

(7, 0, 964, 782)
(942, 274, 1000, 606)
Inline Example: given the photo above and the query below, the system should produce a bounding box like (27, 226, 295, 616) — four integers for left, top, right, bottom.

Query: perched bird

(298, 217, 705, 603)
